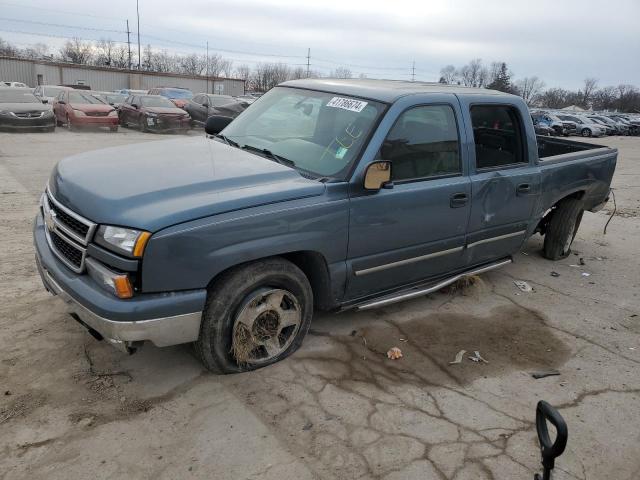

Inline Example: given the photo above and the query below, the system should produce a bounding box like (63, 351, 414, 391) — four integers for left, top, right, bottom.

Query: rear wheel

(543, 198, 584, 260)
(194, 258, 313, 374)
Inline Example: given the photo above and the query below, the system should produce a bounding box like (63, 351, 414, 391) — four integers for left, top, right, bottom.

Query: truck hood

(49, 137, 325, 232)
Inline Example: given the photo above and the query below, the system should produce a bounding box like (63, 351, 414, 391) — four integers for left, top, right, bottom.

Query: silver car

(557, 114, 605, 137)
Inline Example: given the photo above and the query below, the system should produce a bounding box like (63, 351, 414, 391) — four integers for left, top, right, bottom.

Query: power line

(0, 16, 125, 33)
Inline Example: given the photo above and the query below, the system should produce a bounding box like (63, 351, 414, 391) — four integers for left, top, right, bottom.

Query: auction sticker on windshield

(326, 97, 368, 113)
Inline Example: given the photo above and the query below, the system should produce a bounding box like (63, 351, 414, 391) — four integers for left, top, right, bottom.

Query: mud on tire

(194, 257, 313, 374)
(543, 197, 584, 260)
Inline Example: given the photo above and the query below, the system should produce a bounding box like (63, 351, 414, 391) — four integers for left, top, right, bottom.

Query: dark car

(147, 87, 193, 109)
(532, 117, 553, 136)
(0, 87, 56, 132)
(119, 94, 191, 133)
(184, 93, 249, 126)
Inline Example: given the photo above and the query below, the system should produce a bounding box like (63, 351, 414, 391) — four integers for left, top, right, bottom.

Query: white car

(33, 85, 69, 104)
(1, 81, 29, 88)
(557, 114, 605, 137)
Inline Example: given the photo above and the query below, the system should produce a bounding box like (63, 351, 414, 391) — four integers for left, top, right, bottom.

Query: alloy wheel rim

(231, 288, 302, 365)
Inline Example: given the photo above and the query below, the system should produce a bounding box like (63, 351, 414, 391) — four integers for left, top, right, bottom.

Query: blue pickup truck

(34, 79, 616, 373)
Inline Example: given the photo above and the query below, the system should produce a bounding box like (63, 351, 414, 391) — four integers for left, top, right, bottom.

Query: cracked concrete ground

(0, 129, 638, 479)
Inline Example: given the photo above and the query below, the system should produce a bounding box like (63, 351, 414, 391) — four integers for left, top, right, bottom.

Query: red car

(53, 89, 119, 131)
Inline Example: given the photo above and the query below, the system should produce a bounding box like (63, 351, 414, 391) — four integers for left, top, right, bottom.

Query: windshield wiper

(241, 144, 296, 168)
(215, 134, 239, 148)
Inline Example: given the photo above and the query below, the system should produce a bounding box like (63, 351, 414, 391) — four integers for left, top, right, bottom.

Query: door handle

(517, 183, 531, 195)
(450, 192, 468, 208)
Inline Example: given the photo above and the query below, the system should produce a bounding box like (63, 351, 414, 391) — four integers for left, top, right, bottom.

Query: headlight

(96, 225, 151, 257)
(108, 110, 118, 117)
(73, 110, 86, 117)
(43, 109, 54, 117)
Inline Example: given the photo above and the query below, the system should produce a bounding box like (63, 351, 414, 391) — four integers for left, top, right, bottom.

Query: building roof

(281, 78, 511, 103)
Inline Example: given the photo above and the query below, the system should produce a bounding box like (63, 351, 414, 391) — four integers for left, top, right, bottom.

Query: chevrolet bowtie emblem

(45, 208, 57, 232)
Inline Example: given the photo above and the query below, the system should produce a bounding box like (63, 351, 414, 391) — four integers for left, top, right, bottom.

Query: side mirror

(57, 100, 66, 105)
(42, 99, 48, 104)
(364, 161, 392, 191)
(131, 104, 139, 109)
(205, 115, 234, 136)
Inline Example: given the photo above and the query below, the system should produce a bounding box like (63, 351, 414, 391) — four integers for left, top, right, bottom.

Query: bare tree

(0, 37, 18, 56)
(539, 88, 570, 109)
(94, 39, 115, 66)
(219, 59, 234, 78)
(250, 63, 292, 92)
(235, 64, 251, 83)
(515, 76, 546, 106)
(439, 65, 457, 84)
(179, 53, 206, 76)
(290, 67, 306, 80)
(330, 67, 352, 79)
(111, 44, 132, 69)
(459, 59, 488, 87)
(581, 77, 598, 107)
(59, 37, 93, 64)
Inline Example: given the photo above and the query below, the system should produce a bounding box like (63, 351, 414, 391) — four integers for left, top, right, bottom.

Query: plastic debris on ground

(531, 370, 561, 379)
(514, 280, 533, 292)
(468, 351, 489, 363)
(449, 350, 466, 365)
(581, 272, 591, 277)
(550, 271, 560, 277)
(386, 347, 403, 360)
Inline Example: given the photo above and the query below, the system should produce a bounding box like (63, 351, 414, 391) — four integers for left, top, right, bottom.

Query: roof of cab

(280, 78, 513, 103)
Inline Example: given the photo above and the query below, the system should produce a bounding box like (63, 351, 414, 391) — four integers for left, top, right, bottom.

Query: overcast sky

(1, 0, 638, 89)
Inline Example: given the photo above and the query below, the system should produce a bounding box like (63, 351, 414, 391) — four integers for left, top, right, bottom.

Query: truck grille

(49, 230, 83, 269)
(42, 189, 97, 273)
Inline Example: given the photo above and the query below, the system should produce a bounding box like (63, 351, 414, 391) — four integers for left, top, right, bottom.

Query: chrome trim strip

(43, 269, 202, 348)
(466, 230, 526, 249)
(354, 246, 464, 277)
(357, 258, 512, 310)
(45, 186, 97, 245)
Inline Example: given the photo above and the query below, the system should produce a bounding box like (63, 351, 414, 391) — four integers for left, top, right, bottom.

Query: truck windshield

(222, 86, 385, 179)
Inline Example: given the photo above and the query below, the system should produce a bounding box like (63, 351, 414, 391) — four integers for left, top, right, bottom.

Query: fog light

(85, 258, 133, 299)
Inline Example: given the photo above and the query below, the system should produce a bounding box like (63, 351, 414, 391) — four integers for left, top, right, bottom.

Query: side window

(379, 105, 461, 182)
(470, 105, 525, 169)
(192, 94, 202, 104)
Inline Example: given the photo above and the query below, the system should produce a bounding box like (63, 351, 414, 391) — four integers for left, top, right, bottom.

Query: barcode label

(326, 97, 368, 113)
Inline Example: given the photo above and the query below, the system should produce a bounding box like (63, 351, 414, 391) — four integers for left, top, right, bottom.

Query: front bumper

(146, 115, 191, 132)
(34, 211, 206, 352)
(71, 116, 119, 127)
(0, 115, 55, 130)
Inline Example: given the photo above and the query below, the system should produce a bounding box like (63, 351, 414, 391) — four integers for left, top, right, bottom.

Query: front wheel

(581, 128, 591, 137)
(194, 258, 313, 373)
(543, 198, 584, 260)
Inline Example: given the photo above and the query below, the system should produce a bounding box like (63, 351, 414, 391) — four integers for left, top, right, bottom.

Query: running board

(356, 257, 513, 311)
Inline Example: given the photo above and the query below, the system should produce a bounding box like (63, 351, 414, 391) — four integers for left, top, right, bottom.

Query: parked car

(53, 89, 119, 131)
(531, 112, 566, 136)
(0, 87, 55, 132)
(532, 117, 554, 136)
(34, 79, 616, 372)
(118, 94, 191, 133)
(235, 95, 257, 104)
(92, 92, 127, 109)
(33, 85, 69, 104)
(1, 81, 29, 88)
(556, 114, 605, 137)
(113, 89, 148, 96)
(608, 115, 639, 135)
(147, 87, 193, 108)
(586, 116, 617, 135)
(184, 94, 249, 126)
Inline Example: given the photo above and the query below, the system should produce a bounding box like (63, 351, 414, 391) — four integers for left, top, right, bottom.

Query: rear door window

(470, 105, 526, 169)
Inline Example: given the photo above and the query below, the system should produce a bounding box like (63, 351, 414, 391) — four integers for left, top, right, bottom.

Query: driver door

(346, 99, 471, 299)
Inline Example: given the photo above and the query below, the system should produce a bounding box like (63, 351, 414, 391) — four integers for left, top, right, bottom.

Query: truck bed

(537, 136, 609, 162)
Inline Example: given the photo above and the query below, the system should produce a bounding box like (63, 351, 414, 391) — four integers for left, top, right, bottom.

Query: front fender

(141, 194, 349, 293)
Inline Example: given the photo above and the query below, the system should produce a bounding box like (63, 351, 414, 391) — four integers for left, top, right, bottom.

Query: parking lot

(1, 129, 639, 479)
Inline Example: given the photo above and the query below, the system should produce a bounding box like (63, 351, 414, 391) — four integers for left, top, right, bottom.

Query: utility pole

(411, 61, 415, 82)
(206, 41, 210, 94)
(306, 48, 310, 78)
(126, 20, 132, 70)
(136, 0, 141, 70)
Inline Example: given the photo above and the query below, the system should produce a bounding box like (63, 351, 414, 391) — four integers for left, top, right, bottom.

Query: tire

(139, 116, 148, 132)
(66, 115, 74, 131)
(194, 257, 313, 374)
(543, 198, 584, 260)
(581, 128, 591, 137)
